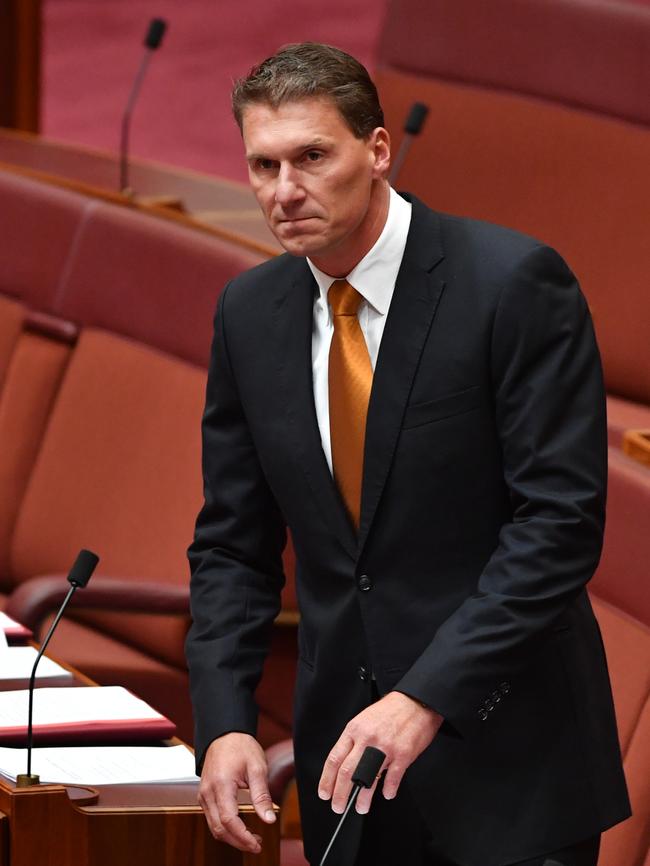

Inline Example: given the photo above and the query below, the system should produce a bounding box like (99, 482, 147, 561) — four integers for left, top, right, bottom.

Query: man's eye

(305, 151, 322, 162)
(255, 159, 275, 171)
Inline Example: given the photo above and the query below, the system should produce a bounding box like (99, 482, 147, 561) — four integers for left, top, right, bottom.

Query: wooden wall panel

(0, 0, 41, 131)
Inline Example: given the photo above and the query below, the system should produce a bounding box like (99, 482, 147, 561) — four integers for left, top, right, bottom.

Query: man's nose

(274, 164, 305, 207)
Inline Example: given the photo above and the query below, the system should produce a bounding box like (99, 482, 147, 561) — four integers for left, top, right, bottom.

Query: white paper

(0, 647, 73, 681)
(0, 686, 163, 729)
(0, 744, 198, 784)
(0, 628, 7, 651)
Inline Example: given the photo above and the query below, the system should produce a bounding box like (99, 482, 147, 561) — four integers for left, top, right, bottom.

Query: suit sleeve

(394, 244, 607, 738)
(185, 283, 287, 770)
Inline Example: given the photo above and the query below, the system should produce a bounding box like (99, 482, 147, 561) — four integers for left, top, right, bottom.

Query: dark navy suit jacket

(186, 195, 630, 866)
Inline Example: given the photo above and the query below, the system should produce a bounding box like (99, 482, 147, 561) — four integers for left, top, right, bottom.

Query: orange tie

(328, 280, 373, 530)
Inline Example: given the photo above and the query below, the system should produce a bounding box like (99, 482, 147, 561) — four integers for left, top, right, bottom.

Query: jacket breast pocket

(402, 385, 482, 430)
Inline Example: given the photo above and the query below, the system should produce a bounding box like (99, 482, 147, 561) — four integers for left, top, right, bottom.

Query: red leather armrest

(265, 738, 296, 804)
(4, 575, 189, 633)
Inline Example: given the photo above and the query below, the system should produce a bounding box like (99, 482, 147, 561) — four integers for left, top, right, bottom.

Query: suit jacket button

(358, 575, 372, 591)
(478, 708, 488, 721)
(499, 681, 511, 695)
(484, 699, 495, 711)
(357, 666, 369, 682)
(491, 690, 501, 703)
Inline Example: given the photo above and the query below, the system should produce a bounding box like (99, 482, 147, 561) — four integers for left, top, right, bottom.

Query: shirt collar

(307, 187, 412, 315)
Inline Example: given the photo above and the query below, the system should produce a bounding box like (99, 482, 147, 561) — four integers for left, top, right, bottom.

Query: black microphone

(119, 17, 168, 194)
(388, 101, 429, 185)
(144, 17, 167, 50)
(319, 746, 386, 866)
(15, 549, 99, 788)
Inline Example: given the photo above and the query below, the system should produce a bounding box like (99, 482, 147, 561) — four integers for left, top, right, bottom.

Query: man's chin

(272, 227, 325, 258)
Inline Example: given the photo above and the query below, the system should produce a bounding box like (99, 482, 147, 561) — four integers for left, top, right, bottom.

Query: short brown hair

(232, 42, 384, 139)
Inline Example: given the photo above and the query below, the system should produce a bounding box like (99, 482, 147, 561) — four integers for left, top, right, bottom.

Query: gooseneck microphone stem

(16, 549, 99, 787)
(389, 101, 429, 186)
(119, 17, 168, 194)
(25, 584, 76, 777)
(119, 51, 154, 193)
(319, 786, 362, 866)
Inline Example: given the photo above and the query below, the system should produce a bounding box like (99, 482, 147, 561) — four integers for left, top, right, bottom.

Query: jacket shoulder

(228, 252, 306, 296)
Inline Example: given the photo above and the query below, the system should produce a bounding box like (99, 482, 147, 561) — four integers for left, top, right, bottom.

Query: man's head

(233, 43, 391, 276)
(232, 42, 384, 140)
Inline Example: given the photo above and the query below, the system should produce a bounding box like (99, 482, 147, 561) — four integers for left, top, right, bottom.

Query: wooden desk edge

(0, 159, 279, 259)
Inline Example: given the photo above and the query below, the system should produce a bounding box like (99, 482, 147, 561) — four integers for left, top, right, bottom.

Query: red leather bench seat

(0, 165, 300, 746)
(0, 171, 88, 312)
(0, 296, 24, 391)
(54, 200, 264, 369)
(0, 330, 73, 578)
(0, 171, 88, 398)
(375, 0, 650, 411)
(376, 71, 650, 407)
(7, 327, 295, 744)
(377, 0, 650, 126)
(606, 395, 650, 450)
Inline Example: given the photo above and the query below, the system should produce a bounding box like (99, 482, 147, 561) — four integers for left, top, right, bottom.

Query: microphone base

(16, 773, 40, 787)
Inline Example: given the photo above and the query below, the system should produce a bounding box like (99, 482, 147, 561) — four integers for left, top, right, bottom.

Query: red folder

(0, 715, 176, 746)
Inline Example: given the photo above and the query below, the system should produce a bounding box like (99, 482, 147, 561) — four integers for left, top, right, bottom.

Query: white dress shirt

(307, 187, 412, 473)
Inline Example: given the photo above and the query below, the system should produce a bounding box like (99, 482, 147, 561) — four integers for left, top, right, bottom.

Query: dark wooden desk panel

(0, 2, 40, 132)
(0, 648, 280, 865)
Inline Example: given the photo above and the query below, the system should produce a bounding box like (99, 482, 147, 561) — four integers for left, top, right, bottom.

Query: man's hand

(318, 692, 443, 815)
(198, 732, 276, 854)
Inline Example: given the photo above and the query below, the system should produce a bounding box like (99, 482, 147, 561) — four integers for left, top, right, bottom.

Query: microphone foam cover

(67, 549, 100, 588)
(144, 18, 167, 50)
(404, 102, 429, 135)
(351, 746, 386, 789)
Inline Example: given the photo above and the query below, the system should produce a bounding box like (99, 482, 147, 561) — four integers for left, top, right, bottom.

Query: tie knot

(329, 280, 363, 316)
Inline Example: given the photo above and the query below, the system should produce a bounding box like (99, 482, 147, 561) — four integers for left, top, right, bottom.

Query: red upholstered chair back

(55, 200, 264, 369)
(376, 0, 650, 405)
(0, 171, 88, 312)
(9, 327, 204, 667)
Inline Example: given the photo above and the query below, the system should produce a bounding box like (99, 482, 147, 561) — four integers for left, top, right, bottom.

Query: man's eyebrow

(246, 139, 331, 161)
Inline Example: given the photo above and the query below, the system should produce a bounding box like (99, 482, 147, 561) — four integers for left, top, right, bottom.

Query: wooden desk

(0, 650, 280, 866)
(0, 775, 279, 866)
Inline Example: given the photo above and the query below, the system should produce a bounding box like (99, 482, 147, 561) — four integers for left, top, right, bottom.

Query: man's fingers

(248, 765, 277, 824)
(381, 760, 406, 800)
(318, 733, 354, 800)
(220, 811, 262, 852)
(330, 746, 365, 814)
(199, 790, 259, 852)
(214, 780, 261, 852)
(355, 772, 382, 814)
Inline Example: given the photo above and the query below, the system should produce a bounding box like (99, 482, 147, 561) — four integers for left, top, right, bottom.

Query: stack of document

(0, 744, 198, 785)
(0, 646, 74, 685)
(0, 686, 176, 744)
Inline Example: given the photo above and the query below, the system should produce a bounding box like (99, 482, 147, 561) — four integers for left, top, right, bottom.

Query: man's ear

(370, 127, 391, 179)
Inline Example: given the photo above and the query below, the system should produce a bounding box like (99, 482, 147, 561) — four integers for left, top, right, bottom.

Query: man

(186, 42, 629, 866)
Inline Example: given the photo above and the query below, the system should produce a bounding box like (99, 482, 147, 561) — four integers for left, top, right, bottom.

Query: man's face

(242, 97, 390, 275)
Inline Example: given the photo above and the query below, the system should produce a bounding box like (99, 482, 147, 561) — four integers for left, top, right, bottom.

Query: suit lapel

(272, 260, 357, 559)
(358, 201, 446, 554)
